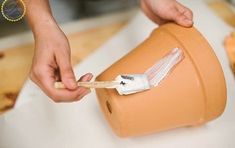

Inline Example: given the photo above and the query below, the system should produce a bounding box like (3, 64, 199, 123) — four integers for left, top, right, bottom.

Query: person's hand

(141, 0, 193, 27)
(30, 23, 93, 102)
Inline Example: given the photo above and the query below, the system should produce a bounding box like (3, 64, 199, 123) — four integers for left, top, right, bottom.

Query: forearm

(25, 0, 58, 37)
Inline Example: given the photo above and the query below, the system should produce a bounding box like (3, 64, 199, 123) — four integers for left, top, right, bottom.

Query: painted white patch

(145, 48, 184, 87)
(114, 48, 184, 95)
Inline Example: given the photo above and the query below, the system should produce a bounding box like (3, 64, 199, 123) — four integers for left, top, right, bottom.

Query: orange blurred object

(224, 31, 235, 74)
(96, 23, 227, 137)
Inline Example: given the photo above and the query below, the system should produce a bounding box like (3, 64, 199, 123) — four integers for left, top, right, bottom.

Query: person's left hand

(141, 0, 193, 27)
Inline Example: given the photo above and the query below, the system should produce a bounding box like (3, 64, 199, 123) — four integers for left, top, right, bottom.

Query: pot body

(96, 23, 227, 137)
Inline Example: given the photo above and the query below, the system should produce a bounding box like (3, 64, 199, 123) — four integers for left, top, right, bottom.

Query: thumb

(57, 53, 77, 90)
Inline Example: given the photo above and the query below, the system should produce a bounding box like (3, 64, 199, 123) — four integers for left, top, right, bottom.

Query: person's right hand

(30, 23, 93, 102)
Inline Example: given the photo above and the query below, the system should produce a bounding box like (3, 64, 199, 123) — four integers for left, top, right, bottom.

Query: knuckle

(72, 94, 80, 101)
(29, 71, 41, 85)
(47, 92, 60, 102)
(52, 98, 61, 103)
(71, 92, 82, 101)
(75, 91, 89, 101)
(50, 95, 61, 103)
(76, 98, 83, 102)
(75, 95, 83, 101)
(31, 67, 42, 78)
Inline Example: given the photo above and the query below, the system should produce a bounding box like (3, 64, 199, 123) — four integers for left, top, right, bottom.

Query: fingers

(141, 0, 193, 27)
(171, 2, 193, 27)
(74, 73, 93, 100)
(55, 50, 77, 90)
(140, 0, 166, 25)
(176, 2, 193, 21)
(30, 62, 93, 102)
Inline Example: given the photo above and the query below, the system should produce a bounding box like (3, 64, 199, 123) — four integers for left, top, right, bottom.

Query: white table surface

(0, 0, 235, 148)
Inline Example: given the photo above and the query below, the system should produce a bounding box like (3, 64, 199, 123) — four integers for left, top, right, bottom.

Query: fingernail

(83, 74, 93, 81)
(88, 74, 93, 80)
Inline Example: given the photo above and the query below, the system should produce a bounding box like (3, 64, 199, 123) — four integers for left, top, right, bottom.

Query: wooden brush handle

(54, 81, 119, 89)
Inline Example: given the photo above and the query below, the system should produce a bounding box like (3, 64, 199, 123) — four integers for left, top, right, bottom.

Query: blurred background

(0, 0, 235, 37)
(0, 0, 139, 37)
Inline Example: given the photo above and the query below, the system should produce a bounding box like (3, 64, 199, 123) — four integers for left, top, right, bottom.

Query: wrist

(31, 16, 59, 37)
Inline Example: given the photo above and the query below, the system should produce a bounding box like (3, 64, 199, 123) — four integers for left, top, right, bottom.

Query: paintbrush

(54, 74, 151, 95)
(54, 48, 184, 95)
(54, 81, 120, 89)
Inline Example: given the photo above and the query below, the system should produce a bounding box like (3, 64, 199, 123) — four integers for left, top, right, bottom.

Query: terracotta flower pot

(95, 23, 227, 137)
